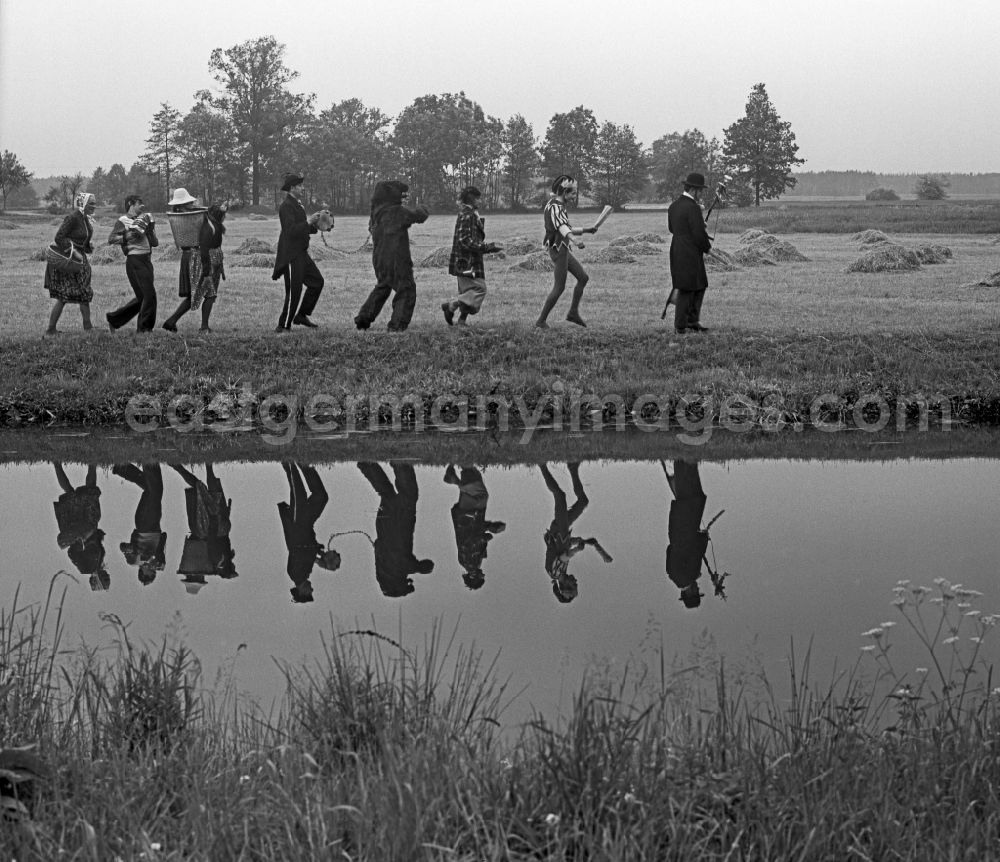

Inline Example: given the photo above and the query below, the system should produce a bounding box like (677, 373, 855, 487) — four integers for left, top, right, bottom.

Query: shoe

(354, 316, 370, 330)
(292, 315, 318, 328)
(162, 321, 177, 332)
(106, 312, 116, 331)
(675, 328, 689, 334)
(535, 320, 550, 329)
(199, 326, 213, 333)
(275, 325, 288, 333)
(441, 302, 455, 326)
(690, 324, 709, 332)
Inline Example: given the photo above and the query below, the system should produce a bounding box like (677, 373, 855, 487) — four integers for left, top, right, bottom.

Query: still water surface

(4, 456, 1000, 721)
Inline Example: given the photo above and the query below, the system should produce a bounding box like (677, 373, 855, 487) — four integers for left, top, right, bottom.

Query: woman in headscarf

(45, 192, 97, 335)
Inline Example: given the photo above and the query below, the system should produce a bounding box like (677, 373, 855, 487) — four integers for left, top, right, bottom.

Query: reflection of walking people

(106, 195, 159, 332)
(271, 173, 326, 332)
(441, 186, 502, 326)
(171, 464, 237, 593)
(354, 181, 429, 332)
(278, 463, 339, 603)
(539, 462, 613, 602)
(358, 462, 433, 597)
(666, 173, 712, 335)
(52, 462, 108, 590)
(45, 192, 97, 334)
(443, 465, 505, 590)
(663, 460, 728, 608)
(113, 463, 167, 586)
(536, 175, 598, 329)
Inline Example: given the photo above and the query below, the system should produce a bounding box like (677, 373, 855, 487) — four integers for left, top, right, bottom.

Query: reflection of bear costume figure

(52, 462, 108, 590)
(171, 464, 237, 588)
(354, 181, 429, 332)
(665, 460, 709, 608)
(443, 465, 505, 590)
(114, 463, 167, 586)
(358, 462, 433, 597)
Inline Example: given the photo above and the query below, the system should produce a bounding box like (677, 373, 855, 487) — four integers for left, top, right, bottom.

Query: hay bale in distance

(738, 229, 768, 244)
(0, 219, 20, 230)
(846, 244, 921, 273)
(229, 253, 275, 268)
(852, 229, 891, 246)
(90, 244, 125, 266)
(27, 248, 48, 262)
(247, 213, 270, 221)
(913, 244, 953, 264)
(509, 251, 554, 272)
(503, 237, 541, 255)
(417, 246, 452, 268)
(234, 237, 273, 255)
(609, 235, 637, 247)
(733, 247, 777, 267)
(617, 241, 662, 256)
(633, 232, 665, 244)
(586, 246, 638, 264)
(967, 270, 1000, 287)
(705, 248, 739, 271)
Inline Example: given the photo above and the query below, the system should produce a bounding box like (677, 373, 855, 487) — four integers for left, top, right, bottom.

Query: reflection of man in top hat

(171, 464, 238, 591)
(443, 464, 506, 590)
(114, 463, 167, 586)
(664, 460, 708, 608)
(271, 172, 325, 332)
(667, 172, 712, 335)
(278, 463, 340, 604)
(358, 462, 433, 597)
(539, 462, 613, 603)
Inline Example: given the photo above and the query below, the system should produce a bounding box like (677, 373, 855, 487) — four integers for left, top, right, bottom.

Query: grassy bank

(3, 212, 1000, 429)
(2, 581, 998, 859)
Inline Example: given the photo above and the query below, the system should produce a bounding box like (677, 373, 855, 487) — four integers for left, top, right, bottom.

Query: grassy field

(2, 580, 999, 859)
(2, 207, 1000, 428)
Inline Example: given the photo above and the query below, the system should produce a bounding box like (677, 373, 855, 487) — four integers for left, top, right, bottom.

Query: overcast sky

(1, 0, 997, 178)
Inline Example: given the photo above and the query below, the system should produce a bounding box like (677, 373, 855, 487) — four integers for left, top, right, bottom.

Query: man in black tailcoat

(667, 172, 712, 334)
(271, 173, 325, 331)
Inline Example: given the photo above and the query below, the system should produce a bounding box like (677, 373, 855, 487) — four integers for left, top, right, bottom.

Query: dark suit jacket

(667, 194, 711, 292)
(271, 194, 317, 280)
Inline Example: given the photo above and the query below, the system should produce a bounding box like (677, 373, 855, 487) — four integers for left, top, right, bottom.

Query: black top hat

(684, 172, 707, 189)
(281, 173, 305, 192)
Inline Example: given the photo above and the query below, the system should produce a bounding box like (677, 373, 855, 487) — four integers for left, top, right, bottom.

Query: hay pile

(617, 241, 661, 256)
(705, 248, 740, 271)
(234, 237, 273, 255)
(0, 219, 20, 230)
(913, 244, 953, 264)
(852, 229, 891, 246)
(733, 247, 777, 267)
(738, 229, 768, 244)
(508, 251, 554, 272)
(90, 245, 125, 266)
(739, 232, 809, 262)
(633, 232, 665, 244)
(417, 246, 452, 268)
(503, 236, 541, 255)
(229, 253, 275, 268)
(27, 248, 47, 262)
(585, 246, 638, 265)
(847, 244, 921, 273)
(963, 271, 1000, 288)
(247, 214, 270, 221)
(609, 235, 637, 247)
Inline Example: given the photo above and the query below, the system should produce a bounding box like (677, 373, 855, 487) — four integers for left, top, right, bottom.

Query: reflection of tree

(358, 463, 433, 598)
(540, 462, 613, 604)
(444, 465, 505, 590)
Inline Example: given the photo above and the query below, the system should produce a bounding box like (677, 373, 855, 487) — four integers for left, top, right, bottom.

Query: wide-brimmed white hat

(168, 187, 197, 207)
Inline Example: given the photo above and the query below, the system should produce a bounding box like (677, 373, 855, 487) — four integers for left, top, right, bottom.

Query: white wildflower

(861, 645, 877, 652)
(943, 636, 959, 644)
(879, 621, 897, 628)
(964, 610, 981, 617)
(957, 603, 972, 610)
(500, 758, 512, 770)
(896, 579, 911, 586)
(916, 667, 928, 674)
(862, 627, 884, 638)
(970, 637, 983, 644)
(624, 792, 640, 805)
(239, 775, 251, 784)
(545, 813, 560, 827)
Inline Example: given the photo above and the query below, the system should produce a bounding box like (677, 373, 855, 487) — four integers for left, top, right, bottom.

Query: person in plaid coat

(441, 186, 502, 326)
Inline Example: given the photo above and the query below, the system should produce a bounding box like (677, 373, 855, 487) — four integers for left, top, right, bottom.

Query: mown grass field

(2, 205, 1000, 427)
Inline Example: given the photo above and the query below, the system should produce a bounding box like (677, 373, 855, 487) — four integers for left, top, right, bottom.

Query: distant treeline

(787, 171, 1000, 198)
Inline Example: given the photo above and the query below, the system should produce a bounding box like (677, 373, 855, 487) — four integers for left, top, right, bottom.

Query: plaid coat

(448, 204, 489, 279)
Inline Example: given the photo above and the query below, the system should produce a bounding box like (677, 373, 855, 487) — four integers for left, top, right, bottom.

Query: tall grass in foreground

(1, 580, 999, 859)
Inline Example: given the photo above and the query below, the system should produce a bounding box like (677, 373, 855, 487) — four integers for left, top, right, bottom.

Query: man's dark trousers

(674, 288, 705, 332)
(277, 254, 324, 329)
(108, 255, 157, 332)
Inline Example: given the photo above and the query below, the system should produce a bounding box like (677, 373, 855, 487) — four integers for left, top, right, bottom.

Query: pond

(4, 445, 1000, 724)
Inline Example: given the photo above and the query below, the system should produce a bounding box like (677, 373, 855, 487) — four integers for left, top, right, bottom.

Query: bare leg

(200, 297, 215, 331)
(80, 302, 93, 330)
(46, 300, 65, 334)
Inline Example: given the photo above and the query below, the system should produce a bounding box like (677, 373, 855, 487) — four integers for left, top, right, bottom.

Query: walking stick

(661, 183, 728, 319)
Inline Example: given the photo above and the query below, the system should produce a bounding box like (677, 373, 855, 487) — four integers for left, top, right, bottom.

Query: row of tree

(1, 36, 805, 213)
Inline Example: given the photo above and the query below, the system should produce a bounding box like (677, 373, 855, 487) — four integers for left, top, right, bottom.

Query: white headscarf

(74, 192, 97, 239)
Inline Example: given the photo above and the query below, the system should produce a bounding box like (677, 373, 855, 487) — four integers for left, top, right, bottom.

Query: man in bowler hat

(666, 172, 712, 334)
(271, 172, 325, 331)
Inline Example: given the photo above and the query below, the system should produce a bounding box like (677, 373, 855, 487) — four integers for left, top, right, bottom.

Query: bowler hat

(684, 172, 707, 189)
(281, 172, 305, 192)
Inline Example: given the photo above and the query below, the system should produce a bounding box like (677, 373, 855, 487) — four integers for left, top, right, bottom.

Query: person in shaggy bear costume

(354, 180, 429, 331)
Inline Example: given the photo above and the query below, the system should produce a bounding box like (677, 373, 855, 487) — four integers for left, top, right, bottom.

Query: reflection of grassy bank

(4, 425, 1000, 466)
(3, 582, 998, 858)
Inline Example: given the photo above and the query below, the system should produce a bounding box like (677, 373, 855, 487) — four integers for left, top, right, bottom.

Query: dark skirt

(45, 260, 93, 303)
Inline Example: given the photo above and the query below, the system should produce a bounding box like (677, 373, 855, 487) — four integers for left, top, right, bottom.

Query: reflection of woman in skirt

(45, 192, 97, 335)
(163, 202, 227, 333)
